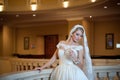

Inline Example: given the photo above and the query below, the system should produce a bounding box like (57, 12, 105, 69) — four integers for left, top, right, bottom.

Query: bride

(35, 24, 94, 80)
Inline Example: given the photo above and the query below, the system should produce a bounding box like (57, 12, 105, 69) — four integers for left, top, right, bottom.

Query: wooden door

(44, 35, 58, 59)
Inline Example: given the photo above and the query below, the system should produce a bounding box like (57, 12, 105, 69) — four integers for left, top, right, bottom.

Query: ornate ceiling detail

(0, 0, 120, 26)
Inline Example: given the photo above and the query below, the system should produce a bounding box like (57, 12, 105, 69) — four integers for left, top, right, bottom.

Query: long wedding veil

(67, 24, 95, 80)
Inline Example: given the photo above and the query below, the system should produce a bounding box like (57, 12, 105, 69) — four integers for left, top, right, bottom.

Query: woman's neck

(66, 38, 78, 45)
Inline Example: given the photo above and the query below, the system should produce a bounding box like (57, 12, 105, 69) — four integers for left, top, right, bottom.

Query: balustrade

(0, 57, 120, 80)
(0, 65, 120, 80)
(10, 58, 120, 72)
(94, 65, 120, 80)
(10, 58, 59, 71)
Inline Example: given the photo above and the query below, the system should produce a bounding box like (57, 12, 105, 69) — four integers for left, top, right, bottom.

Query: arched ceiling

(0, 0, 120, 27)
(3, 0, 104, 11)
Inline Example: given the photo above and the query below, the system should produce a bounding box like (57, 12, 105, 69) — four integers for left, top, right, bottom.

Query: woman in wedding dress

(35, 24, 94, 80)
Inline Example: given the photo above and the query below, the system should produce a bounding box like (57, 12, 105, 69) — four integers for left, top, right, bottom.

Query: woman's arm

(35, 49, 58, 70)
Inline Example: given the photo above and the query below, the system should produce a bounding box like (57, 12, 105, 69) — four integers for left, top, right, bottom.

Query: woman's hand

(69, 50, 80, 65)
(69, 50, 77, 61)
(65, 49, 77, 60)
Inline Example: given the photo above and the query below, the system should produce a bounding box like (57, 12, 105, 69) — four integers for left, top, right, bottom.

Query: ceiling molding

(0, 0, 120, 25)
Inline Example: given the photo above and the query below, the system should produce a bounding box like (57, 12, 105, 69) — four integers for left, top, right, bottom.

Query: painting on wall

(24, 37, 30, 50)
(105, 33, 114, 49)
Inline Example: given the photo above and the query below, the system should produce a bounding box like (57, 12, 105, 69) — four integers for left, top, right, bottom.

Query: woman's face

(71, 29, 83, 43)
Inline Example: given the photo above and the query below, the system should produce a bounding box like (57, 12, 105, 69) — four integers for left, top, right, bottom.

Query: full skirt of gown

(50, 63, 88, 80)
(50, 42, 89, 80)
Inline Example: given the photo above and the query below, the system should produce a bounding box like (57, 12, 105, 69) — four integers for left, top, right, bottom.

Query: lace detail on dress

(56, 42, 83, 64)
(56, 41, 83, 51)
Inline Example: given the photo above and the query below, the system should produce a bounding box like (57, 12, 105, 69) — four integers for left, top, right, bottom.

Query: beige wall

(94, 20, 120, 56)
(16, 24, 68, 55)
(0, 58, 11, 74)
(0, 25, 3, 56)
(2, 25, 14, 57)
(0, 19, 120, 57)
(82, 19, 94, 55)
(67, 20, 82, 32)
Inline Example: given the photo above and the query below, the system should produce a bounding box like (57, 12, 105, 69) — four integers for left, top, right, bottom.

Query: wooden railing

(0, 65, 120, 80)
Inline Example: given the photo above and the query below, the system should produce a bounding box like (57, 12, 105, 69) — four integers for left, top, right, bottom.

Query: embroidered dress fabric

(50, 42, 88, 80)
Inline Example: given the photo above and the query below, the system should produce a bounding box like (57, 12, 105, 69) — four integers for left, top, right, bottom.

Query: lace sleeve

(56, 41, 63, 48)
(56, 42, 60, 48)
(56, 41, 65, 49)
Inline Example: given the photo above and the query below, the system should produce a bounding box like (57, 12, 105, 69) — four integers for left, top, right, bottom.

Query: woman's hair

(66, 25, 84, 42)
(72, 27, 84, 34)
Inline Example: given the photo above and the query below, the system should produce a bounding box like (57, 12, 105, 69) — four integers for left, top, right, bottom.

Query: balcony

(0, 57, 120, 80)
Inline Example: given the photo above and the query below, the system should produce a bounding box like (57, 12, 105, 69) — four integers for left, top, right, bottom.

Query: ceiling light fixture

(104, 6, 107, 9)
(91, 0, 96, 3)
(117, 3, 120, 6)
(63, 0, 69, 8)
(90, 16, 92, 18)
(0, 0, 4, 12)
(16, 14, 19, 17)
(0, 4, 3, 12)
(33, 14, 36, 16)
(30, 0, 37, 11)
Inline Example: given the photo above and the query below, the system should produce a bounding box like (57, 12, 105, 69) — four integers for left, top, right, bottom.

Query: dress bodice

(57, 42, 83, 65)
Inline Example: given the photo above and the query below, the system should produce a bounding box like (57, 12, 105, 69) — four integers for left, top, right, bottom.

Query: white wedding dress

(50, 42, 88, 80)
